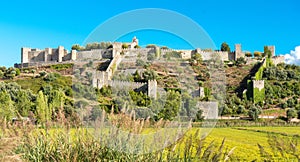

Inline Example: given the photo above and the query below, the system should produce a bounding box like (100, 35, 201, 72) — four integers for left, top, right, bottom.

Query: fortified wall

(272, 56, 285, 65)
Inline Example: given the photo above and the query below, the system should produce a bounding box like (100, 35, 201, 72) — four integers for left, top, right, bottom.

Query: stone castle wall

(21, 46, 68, 64)
(253, 80, 264, 91)
(272, 56, 284, 65)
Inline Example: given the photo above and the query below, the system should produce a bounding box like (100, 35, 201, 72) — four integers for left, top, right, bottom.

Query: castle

(15, 37, 285, 102)
(16, 37, 280, 68)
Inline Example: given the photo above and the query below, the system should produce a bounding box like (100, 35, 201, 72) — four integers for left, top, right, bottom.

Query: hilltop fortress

(16, 37, 283, 67)
(15, 37, 285, 102)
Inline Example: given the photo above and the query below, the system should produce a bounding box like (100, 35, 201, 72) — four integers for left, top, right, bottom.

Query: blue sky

(0, 0, 299, 67)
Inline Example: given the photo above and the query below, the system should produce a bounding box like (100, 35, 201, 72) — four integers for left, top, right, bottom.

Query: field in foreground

(200, 127, 300, 161)
(1, 125, 300, 161)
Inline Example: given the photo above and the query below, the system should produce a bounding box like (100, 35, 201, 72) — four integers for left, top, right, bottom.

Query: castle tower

(147, 80, 157, 99)
(199, 87, 205, 98)
(71, 50, 77, 61)
(44, 48, 52, 62)
(130, 36, 139, 49)
(267, 46, 275, 57)
(58, 46, 64, 62)
(21, 47, 31, 63)
(234, 44, 242, 60)
(252, 80, 265, 103)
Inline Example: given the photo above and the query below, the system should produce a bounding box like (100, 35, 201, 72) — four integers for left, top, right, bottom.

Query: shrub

(39, 71, 47, 77)
(254, 51, 261, 57)
(122, 43, 128, 49)
(245, 52, 252, 57)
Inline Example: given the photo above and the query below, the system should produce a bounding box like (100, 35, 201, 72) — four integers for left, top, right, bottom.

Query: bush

(254, 51, 261, 57)
(39, 71, 47, 77)
(122, 43, 128, 49)
(136, 59, 147, 67)
(245, 52, 252, 57)
(286, 108, 297, 121)
(248, 105, 261, 121)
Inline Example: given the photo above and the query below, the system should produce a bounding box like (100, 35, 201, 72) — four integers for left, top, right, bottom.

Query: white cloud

(284, 46, 300, 65)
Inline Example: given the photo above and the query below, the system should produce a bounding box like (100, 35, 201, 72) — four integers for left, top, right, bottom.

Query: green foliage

(142, 69, 157, 81)
(146, 44, 156, 48)
(195, 109, 204, 121)
(39, 71, 47, 77)
(221, 42, 231, 52)
(255, 65, 264, 80)
(84, 42, 112, 50)
(97, 86, 112, 97)
(190, 53, 203, 65)
(73, 83, 97, 100)
(164, 51, 182, 59)
(0, 91, 14, 120)
(35, 91, 49, 124)
(122, 43, 128, 49)
(14, 90, 34, 116)
(235, 57, 246, 66)
(50, 63, 73, 70)
(71, 44, 83, 51)
(44, 73, 58, 82)
(254, 51, 261, 57)
(245, 52, 252, 57)
(258, 135, 300, 161)
(157, 90, 181, 120)
(136, 59, 147, 67)
(2, 67, 20, 79)
(134, 45, 141, 49)
(248, 105, 261, 121)
(48, 89, 65, 115)
(90, 105, 102, 121)
(129, 90, 151, 107)
(14, 128, 234, 162)
(253, 87, 265, 104)
(286, 108, 297, 121)
(147, 53, 156, 61)
(263, 64, 300, 81)
(161, 46, 169, 49)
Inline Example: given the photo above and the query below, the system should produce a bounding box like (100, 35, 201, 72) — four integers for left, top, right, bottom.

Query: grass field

(1, 123, 300, 161)
(198, 127, 300, 161)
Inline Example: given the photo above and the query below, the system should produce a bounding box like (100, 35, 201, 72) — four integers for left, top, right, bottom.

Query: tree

(133, 70, 142, 82)
(235, 57, 246, 66)
(15, 68, 20, 76)
(136, 59, 147, 67)
(254, 51, 261, 57)
(237, 105, 245, 114)
(221, 42, 231, 52)
(142, 69, 157, 81)
(48, 90, 65, 117)
(31, 69, 36, 77)
(161, 46, 169, 49)
(122, 44, 128, 49)
(245, 52, 252, 57)
(0, 91, 14, 121)
(190, 53, 203, 65)
(286, 108, 297, 122)
(157, 90, 181, 120)
(71, 44, 82, 51)
(248, 105, 261, 121)
(195, 109, 204, 122)
(15, 90, 33, 117)
(35, 91, 49, 124)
